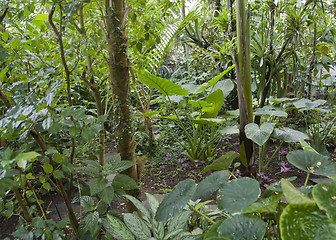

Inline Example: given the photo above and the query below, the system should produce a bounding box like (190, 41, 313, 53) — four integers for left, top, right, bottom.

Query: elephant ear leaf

(139, 71, 188, 97)
(155, 179, 196, 221)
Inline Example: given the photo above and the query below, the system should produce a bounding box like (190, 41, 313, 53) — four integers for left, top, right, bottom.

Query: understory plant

(105, 149, 336, 240)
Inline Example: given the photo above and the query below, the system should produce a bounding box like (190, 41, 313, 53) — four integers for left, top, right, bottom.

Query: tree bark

(104, 0, 139, 212)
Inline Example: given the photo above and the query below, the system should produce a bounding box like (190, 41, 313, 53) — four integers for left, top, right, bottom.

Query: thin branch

(0, 7, 9, 25)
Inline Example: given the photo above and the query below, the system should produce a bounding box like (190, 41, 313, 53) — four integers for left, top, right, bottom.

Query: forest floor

(1, 138, 335, 239)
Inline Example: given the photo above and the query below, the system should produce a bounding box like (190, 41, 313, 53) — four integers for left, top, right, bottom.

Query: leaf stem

(187, 203, 215, 224)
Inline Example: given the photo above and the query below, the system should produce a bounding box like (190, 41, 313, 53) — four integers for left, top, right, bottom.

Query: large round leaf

(155, 179, 196, 221)
(272, 127, 308, 143)
(217, 214, 267, 240)
(245, 122, 275, 146)
(287, 150, 336, 178)
(217, 178, 260, 213)
(192, 171, 229, 201)
(280, 203, 336, 240)
(312, 183, 336, 223)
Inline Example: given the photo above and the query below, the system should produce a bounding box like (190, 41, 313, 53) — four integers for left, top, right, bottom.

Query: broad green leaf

(287, 150, 336, 178)
(281, 179, 314, 204)
(312, 183, 336, 222)
(245, 122, 275, 146)
(139, 71, 188, 96)
(192, 171, 229, 200)
(280, 203, 336, 240)
(192, 118, 224, 126)
(167, 210, 193, 234)
(83, 212, 101, 237)
(217, 214, 267, 240)
(0, 44, 9, 62)
(219, 125, 239, 135)
(272, 127, 309, 143)
(217, 178, 260, 213)
(16, 152, 40, 170)
(124, 195, 151, 218)
(104, 214, 135, 240)
(42, 164, 53, 174)
(204, 219, 229, 240)
(112, 174, 139, 190)
(293, 98, 326, 110)
(124, 213, 152, 240)
(197, 65, 235, 92)
(80, 196, 95, 212)
(243, 194, 282, 213)
(134, 111, 159, 117)
(254, 107, 288, 117)
(202, 89, 224, 118)
(212, 80, 235, 97)
(145, 193, 160, 214)
(98, 186, 114, 205)
(53, 170, 65, 179)
(201, 151, 239, 174)
(88, 177, 108, 196)
(34, 14, 49, 21)
(156, 179, 196, 221)
(299, 139, 318, 153)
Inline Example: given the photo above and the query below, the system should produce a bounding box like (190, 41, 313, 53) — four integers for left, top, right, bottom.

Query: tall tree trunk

(104, 0, 139, 212)
(233, 0, 254, 173)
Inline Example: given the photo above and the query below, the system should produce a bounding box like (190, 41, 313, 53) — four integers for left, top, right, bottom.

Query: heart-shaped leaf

(192, 171, 229, 201)
(217, 177, 260, 213)
(280, 203, 336, 240)
(272, 127, 309, 143)
(217, 214, 267, 240)
(287, 150, 336, 178)
(245, 122, 275, 146)
(312, 183, 336, 223)
(155, 179, 196, 221)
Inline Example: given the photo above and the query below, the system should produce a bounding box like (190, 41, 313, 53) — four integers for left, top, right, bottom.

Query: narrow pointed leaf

(281, 179, 314, 204)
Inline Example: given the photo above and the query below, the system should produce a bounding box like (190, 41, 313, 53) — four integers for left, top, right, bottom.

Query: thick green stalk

(234, 0, 254, 173)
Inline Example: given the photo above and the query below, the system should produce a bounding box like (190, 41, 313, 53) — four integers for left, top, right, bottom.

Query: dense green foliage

(1, 0, 336, 239)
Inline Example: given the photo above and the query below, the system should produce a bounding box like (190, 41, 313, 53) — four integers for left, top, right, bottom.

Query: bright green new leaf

(245, 122, 275, 146)
(217, 177, 260, 213)
(42, 164, 53, 174)
(201, 151, 239, 174)
(287, 150, 336, 178)
(16, 152, 40, 170)
(134, 111, 159, 117)
(281, 179, 314, 204)
(280, 203, 336, 240)
(156, 179, 196, 221)
(139, 71, 188, 96)
(192, 171, 229, 201)
(299, 139, 318, 153)
(202, 89, 224, 118)
(217, 214, 267, 240)
(312, 183, 336, 223)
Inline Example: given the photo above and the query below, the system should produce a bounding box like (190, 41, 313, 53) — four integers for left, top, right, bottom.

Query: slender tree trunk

(308, 22, 317, 99)
(104, 0, 139, 212)
(234, 0, 254, 173)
